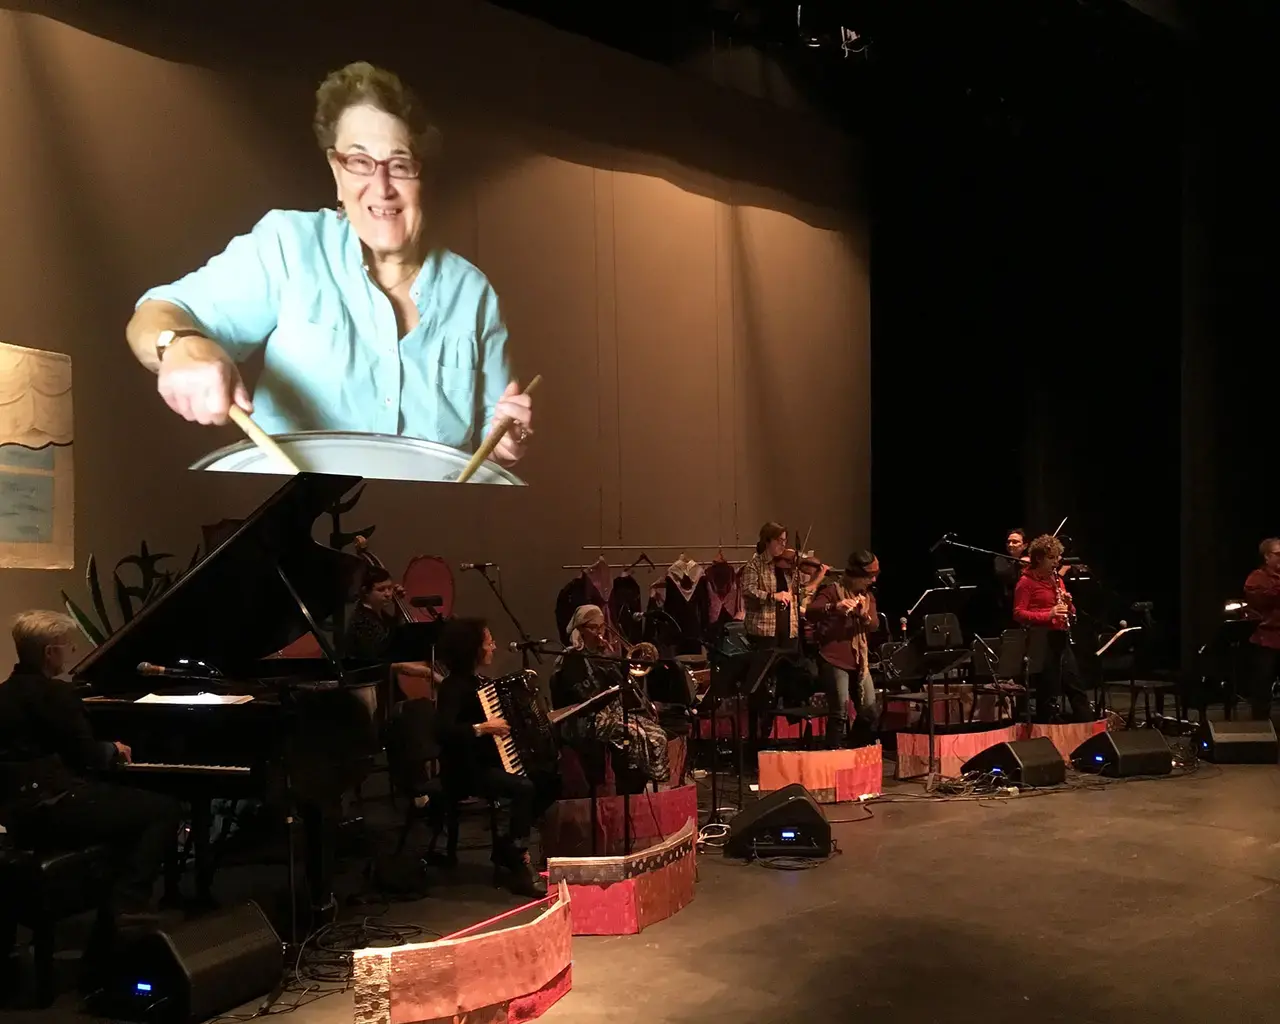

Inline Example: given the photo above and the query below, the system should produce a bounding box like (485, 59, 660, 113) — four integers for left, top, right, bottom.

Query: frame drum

(190, 431, 526, 485)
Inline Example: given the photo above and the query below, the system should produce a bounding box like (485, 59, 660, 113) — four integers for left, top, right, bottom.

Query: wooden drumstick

(456, 374, 542, 484)
(228, 406, 300, 475)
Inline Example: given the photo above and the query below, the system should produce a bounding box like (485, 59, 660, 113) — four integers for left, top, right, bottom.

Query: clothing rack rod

(562, 561, 748, 570)
(580, 544, 756, 551)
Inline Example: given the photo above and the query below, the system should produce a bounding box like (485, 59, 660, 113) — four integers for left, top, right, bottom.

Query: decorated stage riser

(895, 721, 1108, 780)
(757, 745, 883, 802)
(700, 688, 1014, 743)
(353, 882, 573, 1024)
(543, 783, 698, 859)
(558, 736, 687, 800)
(548, 819, 697, 936)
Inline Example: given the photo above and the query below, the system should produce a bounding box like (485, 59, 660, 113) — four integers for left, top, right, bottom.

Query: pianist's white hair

(10, 610, 78, 665)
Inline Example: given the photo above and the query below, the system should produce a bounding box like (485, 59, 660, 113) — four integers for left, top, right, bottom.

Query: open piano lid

(74, 473, 364, 688)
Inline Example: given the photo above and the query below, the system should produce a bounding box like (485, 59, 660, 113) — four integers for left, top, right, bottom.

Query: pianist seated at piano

(434, 618, 558, 898)
(345, 564, 440, 695)
(551, 605, 670, 791)
(0, 612, 180, 927)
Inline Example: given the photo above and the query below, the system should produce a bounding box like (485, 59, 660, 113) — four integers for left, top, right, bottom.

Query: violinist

(993, 527, 1030, 626)
(345, 565, 438, 687)
(806, 552, 882, 748)
(1012, 535, 1094, 723)
(741, 523, 825, 650)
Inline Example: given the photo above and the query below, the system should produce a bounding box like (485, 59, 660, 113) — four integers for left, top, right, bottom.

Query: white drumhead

(190, 431, 525, 485)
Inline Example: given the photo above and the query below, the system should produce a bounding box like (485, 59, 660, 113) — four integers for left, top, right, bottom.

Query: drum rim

(190, 430, 525, 485)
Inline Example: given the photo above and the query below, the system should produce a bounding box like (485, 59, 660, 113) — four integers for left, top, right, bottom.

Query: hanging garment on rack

(663, 558, 709, 654)
(610, 574, 644, 644)
(706, 558, 743, 625)
(585, 558, 614, 607)
(554, 574, 607, 645)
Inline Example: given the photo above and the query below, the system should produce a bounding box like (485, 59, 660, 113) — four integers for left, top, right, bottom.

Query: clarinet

(1054, 571, 1076, 646)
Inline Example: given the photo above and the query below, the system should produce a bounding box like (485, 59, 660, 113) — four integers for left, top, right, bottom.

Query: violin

(773, 547, 830, 575)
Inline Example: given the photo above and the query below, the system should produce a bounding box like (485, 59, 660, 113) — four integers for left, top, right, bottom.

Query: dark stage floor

(6, 755, 1280, 1024)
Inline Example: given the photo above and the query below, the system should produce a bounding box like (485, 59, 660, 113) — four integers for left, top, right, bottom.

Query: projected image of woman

(125, 62, 533, 466)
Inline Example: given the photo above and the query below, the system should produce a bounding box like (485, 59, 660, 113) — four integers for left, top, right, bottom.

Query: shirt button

(385, 398, 392, 405)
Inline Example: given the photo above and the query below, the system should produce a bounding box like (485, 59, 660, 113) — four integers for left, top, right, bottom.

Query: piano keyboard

(124, 762, 252, 776)
(476, 682, 526, 777)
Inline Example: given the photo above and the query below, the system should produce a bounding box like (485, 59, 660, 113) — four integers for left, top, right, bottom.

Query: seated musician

(806, 552, 883, 748)
(434, 618, 557, 897)
(551, 605, 670, 790)
(1012, 536, 1095, 722)
(0, 613, 179, 929)
(345, 564, 440, 696)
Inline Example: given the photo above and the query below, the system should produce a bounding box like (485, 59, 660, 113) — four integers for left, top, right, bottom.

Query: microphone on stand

(929, 533, 952, 554)
(460, 562, 499, 572)
(898, 617, 908, 639)
(508, 639, 552, 652)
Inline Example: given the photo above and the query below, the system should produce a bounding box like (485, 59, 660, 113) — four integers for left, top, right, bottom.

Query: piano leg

(192, 800, 216, 905)
(301, 800, 339, 912)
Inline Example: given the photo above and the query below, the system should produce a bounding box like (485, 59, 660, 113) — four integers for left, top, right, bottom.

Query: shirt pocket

(433, 335, 479, 444)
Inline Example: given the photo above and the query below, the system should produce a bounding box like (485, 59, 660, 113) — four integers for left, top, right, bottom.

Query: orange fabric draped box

(895, 720, 1109, 779)
(541, 783, 698, 858)
(757, 745, 883, 802)
(352, 882, 573, 1024)
(547, 819, 697, 936)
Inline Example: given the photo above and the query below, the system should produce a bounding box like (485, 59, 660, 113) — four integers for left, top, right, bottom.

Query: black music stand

(907, 586, 977, 635)
(1209, 618, 1259, 719)
(702, 647, 781, 825)
(996, 628, 1051, 725)
(968, 636, 1021, 723)
(891, 642, 970, 791)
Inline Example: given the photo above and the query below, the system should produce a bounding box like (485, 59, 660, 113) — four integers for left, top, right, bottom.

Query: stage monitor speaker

(1197, 719, 1279, 764)
(99, 901, 283, 1024)
(960, 736, 1066, 787)
(1070, 728, 1172, 777)
(724, 783, 831, 859)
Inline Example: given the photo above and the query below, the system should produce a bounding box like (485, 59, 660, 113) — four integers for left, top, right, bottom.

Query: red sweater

(1243, 568, 1280, 649)
(1013, 572, 1073, 631)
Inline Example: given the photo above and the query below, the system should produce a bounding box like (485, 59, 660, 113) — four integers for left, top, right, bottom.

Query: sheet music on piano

(134, 693, 255, 705)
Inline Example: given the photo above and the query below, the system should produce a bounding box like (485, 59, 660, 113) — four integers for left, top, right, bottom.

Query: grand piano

(74, 473, 384, 910)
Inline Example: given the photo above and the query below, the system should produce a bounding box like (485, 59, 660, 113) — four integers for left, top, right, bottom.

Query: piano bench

(0, 839, 115, 1006)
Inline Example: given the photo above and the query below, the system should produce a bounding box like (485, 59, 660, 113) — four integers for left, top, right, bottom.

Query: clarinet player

(1013, 535, 1095, 723)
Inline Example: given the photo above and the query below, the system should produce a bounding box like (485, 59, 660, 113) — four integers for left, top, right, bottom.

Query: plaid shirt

(741, 552, 815, 640)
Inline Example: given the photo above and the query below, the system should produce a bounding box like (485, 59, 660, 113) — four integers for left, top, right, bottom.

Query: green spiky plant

(60, 486, 374, 644)
(61, 541, 201, 643)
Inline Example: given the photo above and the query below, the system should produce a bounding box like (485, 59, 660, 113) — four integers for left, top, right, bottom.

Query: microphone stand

(473, 566, 542, 669)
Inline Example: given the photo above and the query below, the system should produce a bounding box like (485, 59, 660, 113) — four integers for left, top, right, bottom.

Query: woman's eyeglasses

(330, 150, 421, 180)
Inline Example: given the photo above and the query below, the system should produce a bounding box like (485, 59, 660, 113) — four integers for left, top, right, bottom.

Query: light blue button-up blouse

(138, 208, 511, 453)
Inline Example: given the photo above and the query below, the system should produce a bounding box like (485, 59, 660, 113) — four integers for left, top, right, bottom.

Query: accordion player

(434, 618, 560, 898)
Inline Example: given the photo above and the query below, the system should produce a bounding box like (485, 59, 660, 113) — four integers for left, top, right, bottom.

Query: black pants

(1036, 631, 1093, 723)
(474, 768, 560, 850)
(14, 783, 179, 914)
(1241, 643, 1279, 721)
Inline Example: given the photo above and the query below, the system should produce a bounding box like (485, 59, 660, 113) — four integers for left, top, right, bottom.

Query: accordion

(476, 670, 558, 777)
